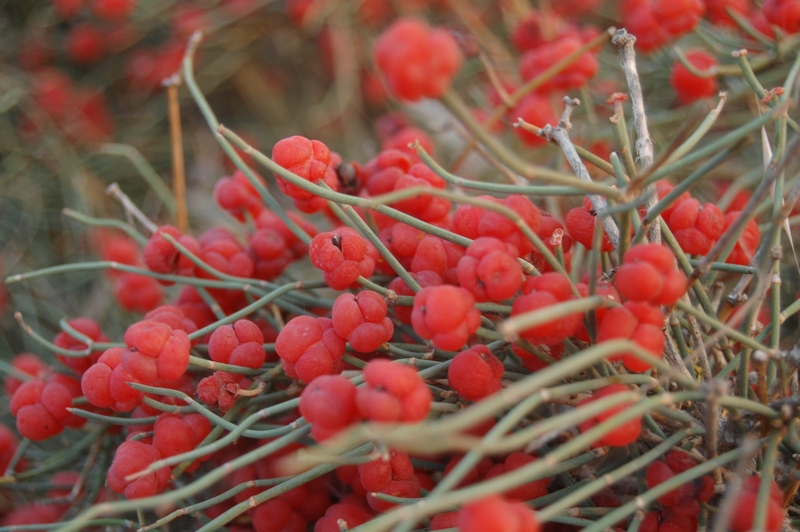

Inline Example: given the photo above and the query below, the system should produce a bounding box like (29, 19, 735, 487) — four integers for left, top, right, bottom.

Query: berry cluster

(5, 1, 798, 530)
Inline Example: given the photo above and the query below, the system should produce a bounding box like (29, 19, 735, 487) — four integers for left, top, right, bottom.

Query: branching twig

(535, 97, 621, 251)
(612, 29, 660, 244)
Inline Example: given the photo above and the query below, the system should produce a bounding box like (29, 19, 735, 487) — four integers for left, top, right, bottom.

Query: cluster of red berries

(6, 1, 797, 530)
(658, 180, 761, 264)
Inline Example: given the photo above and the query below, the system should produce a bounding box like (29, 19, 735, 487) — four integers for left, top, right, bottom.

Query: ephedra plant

(3, 1, 800, 531)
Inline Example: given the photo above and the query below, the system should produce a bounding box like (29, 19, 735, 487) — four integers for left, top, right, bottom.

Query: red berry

(114, 273, 163, 313)
(142, 225, 200, 280)
(358, 448, 421, 511)
(152, 413, 212, 471)
(272, 135, 332, 201)
(300, 375, 359, 441)
(331, 291, 394, 353)
(275, 316, 347, 383)
(484, 452, 550, 501)
(667, 198, 725, 256)
(53, 317, 108, 375)
(565, 202, 615, 252)
(387, 271, 442, 324)
(703, 0, 751, 26)
(448, 345, 504, 401)
(597, 302, 665, 372)
(314, 502, 372, 532)
(213, 170, 265, 222)
(10, 379, 73, 441)
(381, 127, 435, 164)
(729, 476, 785, 531)
(510, 273, 582, 345)
(106, 440, 170, 499)
(374, 18, 462, 101)
(512, 94, 558, 147)
(411, 285, 481, 350)
(309, 227, 376, 290)
(54, 0, 85, 19)
(356, 359, 432, 423)
(458, 495, 541, 532)
(615, 244, 687, 306)
(577, 384, 642, 447)
(723, 211, 760, 265)
(457, 237, 523, 302)
(670, 49, 718, 104)
(620, 0, 704, 52)
(519, 35, 598, 93)
(122, 319, 192, 383)
(208, 319, 266, 371)
(65, 24, 105, 64)
(91, 0, 136, 20)
(763, 0, 800, 33)
(4, 353, 50, 396)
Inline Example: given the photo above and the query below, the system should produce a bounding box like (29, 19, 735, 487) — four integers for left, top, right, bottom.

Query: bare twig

(164, 75, 188, 233)
(105, 183, 158, 235)
(612, 29, 660, 244)
(534, 97, 621, 250)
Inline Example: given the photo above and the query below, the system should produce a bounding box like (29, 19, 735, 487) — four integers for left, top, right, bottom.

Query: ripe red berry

(114, 272, 163, 313)
(457, 237, 523, 302)
(411, 285, 481, 350)
(275, 316, 347, 383)
(565, 201, 615, 252)
(670, 49, 718, 104)
(763, 0, 800, 33)
(512, 94, 558, 147)
(358, 448, 421, 511)
(121, 319, 192, 384)
(208, 319, 266, 371)
(152, 412, 212, 472)
(213, 170, 264, 222)
(65, 24, 106, 64)
(300, 375, 359, 441)
(356, 359, 432, 423)
(729, 476, 785, 531)
(53, 317, 108, 376)
(91, 0, 136, 20)
(614, 244, 687, 306)
(597, 301, 665, 372)
(196, 371, 242, 413)
(271, 135, 331, 201)
(54, 0, 85, 19)
(387, 271, 442, 324)
(448, 345, 504, 401)
(10, 378, 73, 441)
(510, 273, 583, 346)
(331, 291, 394, 353)
(703, 0, 751, 26)
(249, 209, 316, 280)
(374, 18, 463, 101)
(645, 451, 714, 513)
(723, 211, 760, 265)
(380, 126, 435, 164)
(457, 495, 541, 532)
(620, 0, 705, 53)
(667, 198, 725, 256)
(577, 384, 642, 447)
(656, 180, 692, 222)
(309, 227, 376, 290)
(106, 440, 170, 499)
(4, 353, 49, 396)
(484, 452, 550, 501)
(519, 35, 598, 93)
(142, 225, 200, 280)
(314, 501, 372, 532)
